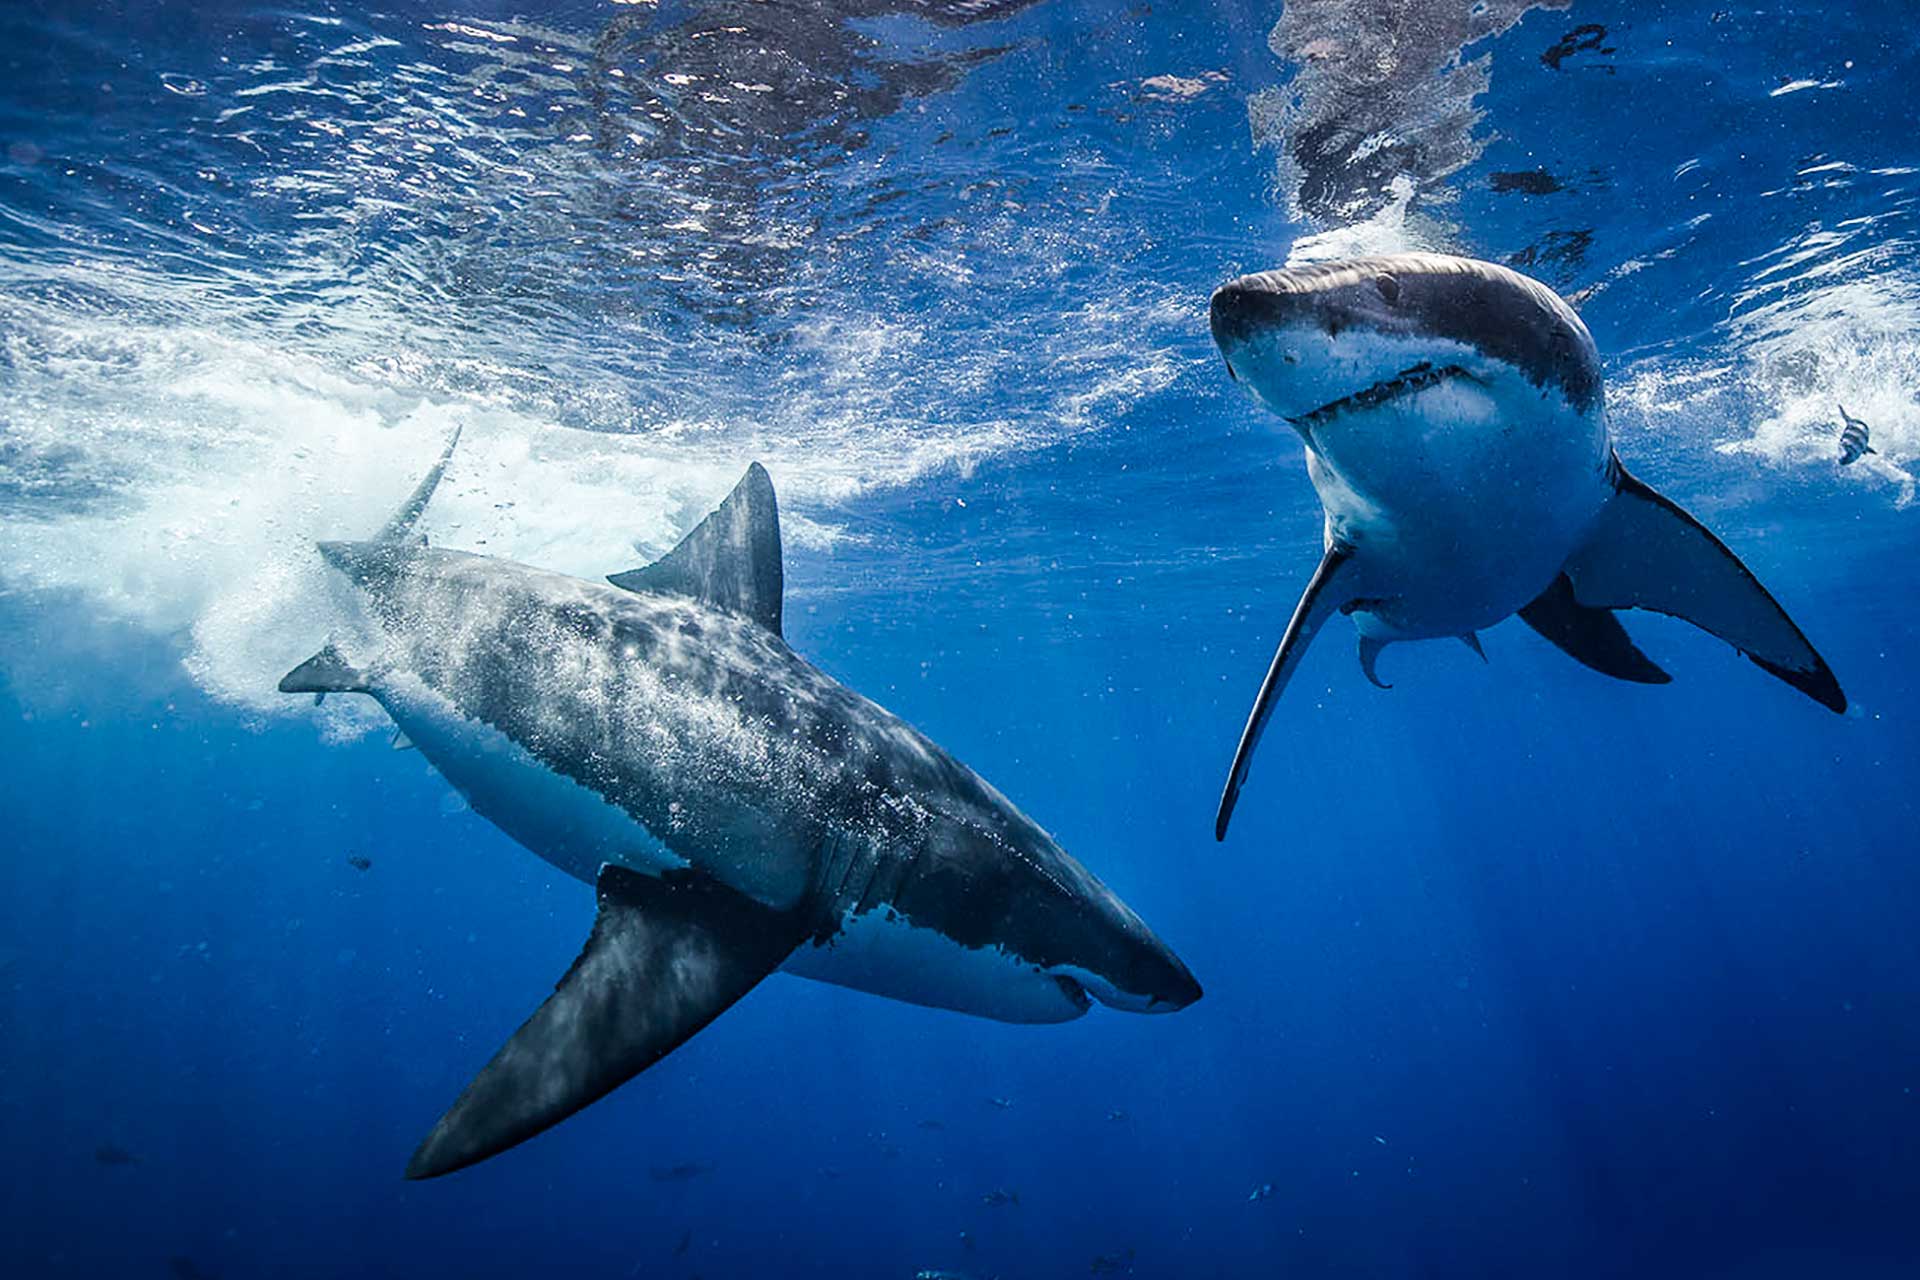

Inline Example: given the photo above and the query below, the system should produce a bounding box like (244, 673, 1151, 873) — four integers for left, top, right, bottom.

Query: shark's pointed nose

(1155, 947, 1203, 1012)
(1209, 275, 1300, 354)
(1125, 931, 1203, 1013)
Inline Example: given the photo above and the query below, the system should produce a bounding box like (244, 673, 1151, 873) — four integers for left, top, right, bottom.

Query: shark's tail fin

(374, 426, 462, 545)
(280, 428, 461, 704)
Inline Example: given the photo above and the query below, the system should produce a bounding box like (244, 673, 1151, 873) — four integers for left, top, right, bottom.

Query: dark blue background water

(3, 2, 1917, 1277)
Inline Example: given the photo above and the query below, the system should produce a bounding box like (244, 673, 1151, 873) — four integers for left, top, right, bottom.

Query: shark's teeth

(1289, 362, 1469, 429)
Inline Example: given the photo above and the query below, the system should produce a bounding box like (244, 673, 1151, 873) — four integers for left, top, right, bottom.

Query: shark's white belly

(376, 674, 686, 884)
(371, 677, 1089, 1025)
(1307, 379, 1613, 639)
(784, 907, 1091, 1024)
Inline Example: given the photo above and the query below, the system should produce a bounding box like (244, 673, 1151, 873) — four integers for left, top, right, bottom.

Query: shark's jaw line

(1286, 361, 1471, 432)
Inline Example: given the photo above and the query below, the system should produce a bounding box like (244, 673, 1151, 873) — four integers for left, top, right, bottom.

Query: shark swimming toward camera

(1208, 253, 1845, 839)
(281, 445, 1200, 1178)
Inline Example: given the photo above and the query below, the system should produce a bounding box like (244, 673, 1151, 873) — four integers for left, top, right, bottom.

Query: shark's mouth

(1288, 361, 1468, 429)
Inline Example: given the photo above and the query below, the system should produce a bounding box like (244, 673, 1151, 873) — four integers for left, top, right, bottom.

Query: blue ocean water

(3, 0, 1918, 1276)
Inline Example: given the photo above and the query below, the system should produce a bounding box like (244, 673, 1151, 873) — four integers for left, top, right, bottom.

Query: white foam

(0, 272, 1182, 712)
(1608, 240, 1920, 509)
(1285, 176, 1434, 264)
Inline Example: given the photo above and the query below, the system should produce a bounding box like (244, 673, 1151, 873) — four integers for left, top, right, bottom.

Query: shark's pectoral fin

(1561, 463, 1844, 712)
(608, 463, 785, 636)
(1517, 574, 1670, 685)
(405, 865, 807, 1180)
(1216, 542, 1359, 841)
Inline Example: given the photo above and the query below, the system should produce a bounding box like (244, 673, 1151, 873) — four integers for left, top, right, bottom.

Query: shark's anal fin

(1517, 573, 1670, 685)
(608, 463, 784, 636)
(1216, 541, 1358, 841)
(1561, 463, 1845, 712)
(276, 643, 370, 696)
(404, 865, 807, 1180)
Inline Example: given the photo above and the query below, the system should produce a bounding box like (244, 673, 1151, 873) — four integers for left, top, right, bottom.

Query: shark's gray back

(327, 540, 1129, 976)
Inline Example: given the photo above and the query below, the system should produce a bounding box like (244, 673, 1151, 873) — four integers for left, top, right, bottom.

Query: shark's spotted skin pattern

(283, 458, 1198, 1176)
(1208, 253, 1845, 839)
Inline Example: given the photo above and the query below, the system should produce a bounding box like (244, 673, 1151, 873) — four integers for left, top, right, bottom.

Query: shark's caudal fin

(1558, 463, 1845, 712)
(608, 463, 784, 636)
(375, 426, 462, 545)
(405, 865, 807, 1180)
(279, 430, 461, 701)
(1216, 542, 1359, 841)
(276, 642, 370, 697)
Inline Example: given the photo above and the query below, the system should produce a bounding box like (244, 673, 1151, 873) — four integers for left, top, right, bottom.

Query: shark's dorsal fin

(608, 463, 784, 636)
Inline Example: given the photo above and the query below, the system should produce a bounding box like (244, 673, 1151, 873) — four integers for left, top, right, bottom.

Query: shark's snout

(1142, 943, 1204, 1012)
(1209, 275, 1311, 355)
(1072, 923, 1202, 1014)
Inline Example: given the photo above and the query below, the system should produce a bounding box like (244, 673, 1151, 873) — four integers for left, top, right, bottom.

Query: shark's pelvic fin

(276, 643, 370, 696)
(375, 426, 462, 545)
(1357, 635, 1392, 689)
(404, 864, 807, 1180)
(1459, 632, 1486, 662)
(1561, 463, 1845, 712)
(1517, 573, 1670, 685)
(608, 463, 785, 636)
(1216, 542, 1359, 841)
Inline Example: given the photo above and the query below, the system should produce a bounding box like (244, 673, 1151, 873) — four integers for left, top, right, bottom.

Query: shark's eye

(1374, 273, 1401, 304)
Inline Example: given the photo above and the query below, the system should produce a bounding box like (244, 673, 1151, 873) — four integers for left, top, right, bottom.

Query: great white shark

(1208, 252, 1845, 839)
(281, 446, 1200, 1177)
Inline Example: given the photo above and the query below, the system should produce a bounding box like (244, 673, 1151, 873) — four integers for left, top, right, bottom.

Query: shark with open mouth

(1208, 252, 1845, 839)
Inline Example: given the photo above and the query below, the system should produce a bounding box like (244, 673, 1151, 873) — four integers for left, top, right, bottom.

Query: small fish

(981, 1187, 1020, 1208)
(346, 855, 372, 872)
(1090, 1247, 1136, 1274)
(1247, 1182, 1274, 1202)
(1105, 1108, 1129, 1123)
(673, 1229, 692, 1258)
(650, 1161, 712, 1182)
(986, 1096, 1013, 1110)
(1838, 403, 1876, 466)
(94, 1143, 139, 1166)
